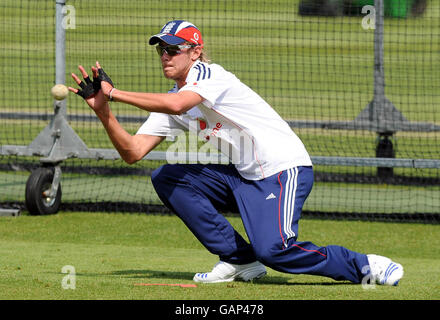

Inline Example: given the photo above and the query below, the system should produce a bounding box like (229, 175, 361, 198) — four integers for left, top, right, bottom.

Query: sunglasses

(155, 44, 197, 57)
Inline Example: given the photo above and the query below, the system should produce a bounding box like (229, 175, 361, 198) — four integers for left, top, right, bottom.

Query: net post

(374, 0, 394, 177)
(375, 132, 395, 178)
(373, 0, 385, 102)
(55, 0, 67, 117)
(26, 0, 88, 164)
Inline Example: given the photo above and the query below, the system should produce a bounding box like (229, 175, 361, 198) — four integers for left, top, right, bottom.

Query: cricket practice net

(1, 0, 439, 222)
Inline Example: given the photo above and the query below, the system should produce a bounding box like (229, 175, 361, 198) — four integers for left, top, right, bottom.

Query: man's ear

(191, 45, 202, 61)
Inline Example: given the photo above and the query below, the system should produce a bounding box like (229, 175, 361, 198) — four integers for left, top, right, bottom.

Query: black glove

(75, 67, 114, 99)
(75, 76, 97, 99)
(97, 68, 114, 88)
(92, 68, 114, 93)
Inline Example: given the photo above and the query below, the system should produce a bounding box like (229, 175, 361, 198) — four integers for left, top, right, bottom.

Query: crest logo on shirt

(198, 119, 207, 130)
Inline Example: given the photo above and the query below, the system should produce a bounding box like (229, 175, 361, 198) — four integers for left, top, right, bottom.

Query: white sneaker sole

(193, 265, 267, 284)
(236, 266, 267, 282)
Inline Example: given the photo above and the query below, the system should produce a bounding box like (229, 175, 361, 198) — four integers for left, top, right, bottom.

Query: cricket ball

(51, 84, 69, 100)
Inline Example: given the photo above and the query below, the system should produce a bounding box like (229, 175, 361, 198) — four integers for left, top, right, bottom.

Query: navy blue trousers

(151, 163, 369, 283)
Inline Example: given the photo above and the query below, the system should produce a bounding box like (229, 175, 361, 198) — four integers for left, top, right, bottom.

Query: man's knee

(253, 245, 280, 267)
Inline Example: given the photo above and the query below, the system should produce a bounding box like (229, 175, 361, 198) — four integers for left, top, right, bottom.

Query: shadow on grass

(107, 269, 354, 286)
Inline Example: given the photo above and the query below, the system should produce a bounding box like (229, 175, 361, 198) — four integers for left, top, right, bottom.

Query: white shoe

(367, 254, 404, 286)
(193, 261, 267, 283)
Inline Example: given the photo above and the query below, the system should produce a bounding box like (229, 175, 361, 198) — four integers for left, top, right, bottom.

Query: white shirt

(136, 61, 312, 180)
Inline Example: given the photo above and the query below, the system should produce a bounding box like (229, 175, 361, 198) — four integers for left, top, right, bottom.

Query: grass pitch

(0, 212, 438, 300)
